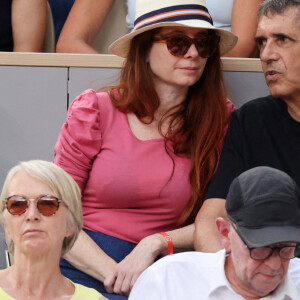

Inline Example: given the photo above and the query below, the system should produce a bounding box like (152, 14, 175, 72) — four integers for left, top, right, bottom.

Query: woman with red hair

(54, 0, 237, 298)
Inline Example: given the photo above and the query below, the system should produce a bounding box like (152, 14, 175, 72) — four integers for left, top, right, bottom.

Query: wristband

(159, 232, 174, 255)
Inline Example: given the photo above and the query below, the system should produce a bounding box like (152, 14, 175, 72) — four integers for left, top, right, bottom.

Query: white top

(207, 0, 233, 31)
(126, 0, 234, 31)
(126, 0, 136, 30)
(129, 249, 300, 300)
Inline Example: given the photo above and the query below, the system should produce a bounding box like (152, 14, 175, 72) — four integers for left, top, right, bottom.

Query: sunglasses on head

(4, 195, 62, 217)
(154, 31, 220, 58)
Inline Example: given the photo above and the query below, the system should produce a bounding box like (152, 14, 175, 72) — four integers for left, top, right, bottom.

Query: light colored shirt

(126, 0, 234, 32)
(126, 0, 234, 31)
(129, 249, 300, 300)
(207, 0, 233, 31)
(126, 0, 135, 30)
(0, 281, 103, 299)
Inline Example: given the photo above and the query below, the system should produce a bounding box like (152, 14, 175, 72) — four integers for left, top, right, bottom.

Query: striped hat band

(134, 4, 213, 31)
(109, 0, 238, 58)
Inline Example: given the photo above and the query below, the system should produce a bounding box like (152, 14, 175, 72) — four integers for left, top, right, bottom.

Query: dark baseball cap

(226, 166, 300, 247)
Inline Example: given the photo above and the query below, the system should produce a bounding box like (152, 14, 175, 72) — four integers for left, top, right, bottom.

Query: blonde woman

(0, 160, 107, 300)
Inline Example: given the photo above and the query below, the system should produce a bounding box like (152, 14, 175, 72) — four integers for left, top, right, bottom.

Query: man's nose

(264, 249, 282, 270)
(260, 40, 280, 62)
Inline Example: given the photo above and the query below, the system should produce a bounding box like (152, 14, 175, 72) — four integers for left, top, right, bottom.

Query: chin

(268, 85, 289, 100)
(22, 242, 49, 253)
(255, 281, 281, 296)
(178, 80, 199, 87)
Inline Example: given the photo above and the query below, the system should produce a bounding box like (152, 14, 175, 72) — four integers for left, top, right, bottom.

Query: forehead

(256, 8, 300, 37)
(159, 26, 208, 35)
(7, 170, 53, 196)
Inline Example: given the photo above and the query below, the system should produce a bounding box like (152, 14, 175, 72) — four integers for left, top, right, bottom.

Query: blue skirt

(60, 229, 137, 300)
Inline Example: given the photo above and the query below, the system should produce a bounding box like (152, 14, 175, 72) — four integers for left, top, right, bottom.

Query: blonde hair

(0, 160, 83, 256)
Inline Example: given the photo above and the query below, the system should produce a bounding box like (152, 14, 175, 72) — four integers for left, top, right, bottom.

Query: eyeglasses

(231, 222, 299, 260)
(154, 32, 220, 58)
(245, 244, 298, 260)
(4, 195, 62, 217)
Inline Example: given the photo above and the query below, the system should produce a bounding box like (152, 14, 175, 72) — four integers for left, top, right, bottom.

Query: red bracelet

(159, 232, 174, 255)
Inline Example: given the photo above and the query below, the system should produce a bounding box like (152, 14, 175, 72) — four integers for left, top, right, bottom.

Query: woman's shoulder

(0, 271, 15, 300)
(71, 282, 104, 299)
(69, 89, 113, 111)
(67, 89, 121, 127)
(0, 269, 10, 289)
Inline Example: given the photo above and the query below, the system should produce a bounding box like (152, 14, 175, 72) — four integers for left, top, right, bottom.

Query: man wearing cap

(194, 0, 300, 252)
(128, 167, 300, 299)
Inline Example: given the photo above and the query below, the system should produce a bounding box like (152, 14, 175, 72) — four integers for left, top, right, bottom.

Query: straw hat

(109, 0, 238, 57)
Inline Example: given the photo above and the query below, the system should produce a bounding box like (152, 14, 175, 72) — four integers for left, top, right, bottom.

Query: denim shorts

(60, 229, 137, 300)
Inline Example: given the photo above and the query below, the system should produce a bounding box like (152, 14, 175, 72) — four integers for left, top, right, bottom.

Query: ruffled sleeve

(54, 89, 103, 190)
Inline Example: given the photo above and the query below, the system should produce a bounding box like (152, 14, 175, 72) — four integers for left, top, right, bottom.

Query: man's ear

(216, 217, 231, 253)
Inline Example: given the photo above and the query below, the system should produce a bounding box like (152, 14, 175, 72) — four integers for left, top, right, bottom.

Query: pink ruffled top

(54, 89, 235, 243)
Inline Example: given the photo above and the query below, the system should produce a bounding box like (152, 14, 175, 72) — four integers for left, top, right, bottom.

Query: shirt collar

(208, 249, 237, 297)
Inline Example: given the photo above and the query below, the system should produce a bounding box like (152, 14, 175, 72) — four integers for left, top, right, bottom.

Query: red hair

(109, 29, 229, 225)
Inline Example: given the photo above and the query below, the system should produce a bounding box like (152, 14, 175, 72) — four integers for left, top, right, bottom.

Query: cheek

(231, 251, 248, 277)
(148, 45, 175, 73)
(2, 213, 16, 239)
(65, 215, 74, 238)
(233, 256, 262, 283)
(289, 57, 300, 81)
(149, 54, 167, 73)
(230, 241, 261, 280)
(281, 261, 290, 277)
(196, 62, 207, 78)
(59, 210, 74, 238)
(3, 223, 11, 239)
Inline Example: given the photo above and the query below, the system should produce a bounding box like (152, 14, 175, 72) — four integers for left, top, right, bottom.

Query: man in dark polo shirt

(194, 0, 300, 252)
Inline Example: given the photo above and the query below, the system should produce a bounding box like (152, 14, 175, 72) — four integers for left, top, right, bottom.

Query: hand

(103, 234, 167, 296)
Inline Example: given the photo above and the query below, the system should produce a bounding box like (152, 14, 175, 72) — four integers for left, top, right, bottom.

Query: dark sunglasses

(154, 32, 220, 58)
(4, 195, 62, 216)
